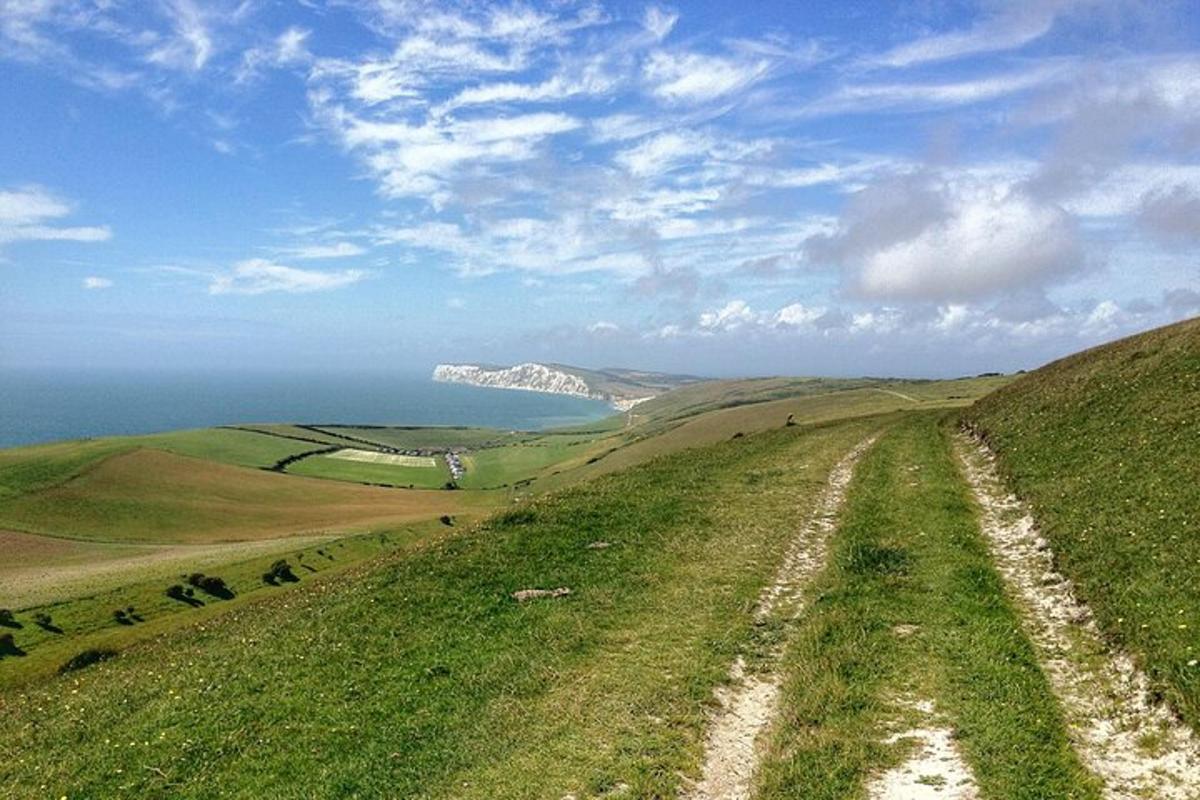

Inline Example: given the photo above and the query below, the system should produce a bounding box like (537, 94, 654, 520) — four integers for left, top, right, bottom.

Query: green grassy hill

(964, 316, 1200, 725)
(27, 357, 1192, 797)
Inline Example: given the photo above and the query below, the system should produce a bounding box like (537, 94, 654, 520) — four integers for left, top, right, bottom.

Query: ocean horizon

(0, 368, 615, 449)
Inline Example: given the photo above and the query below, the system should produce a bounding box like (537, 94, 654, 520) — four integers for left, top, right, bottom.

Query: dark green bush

(60, 648, 116, 673)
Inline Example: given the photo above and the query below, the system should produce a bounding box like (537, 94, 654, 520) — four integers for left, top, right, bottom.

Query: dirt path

(682, 435, 877, 800)
(866, 698, 979, 800)
(874, 388, 919, 404)
(957, 434, 1200, 800)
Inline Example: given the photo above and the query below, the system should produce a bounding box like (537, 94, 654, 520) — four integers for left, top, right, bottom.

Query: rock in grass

(512, 587, 571, 602)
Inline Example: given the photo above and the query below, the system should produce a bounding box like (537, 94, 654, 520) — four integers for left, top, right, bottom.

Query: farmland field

(328, 448, 438, 467)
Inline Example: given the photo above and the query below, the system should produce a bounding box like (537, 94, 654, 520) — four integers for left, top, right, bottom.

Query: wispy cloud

(83, 276, 113, 290)
(0, 186, 111, 246)
(868, 2, 1075, 68)
(643, 50, 770, 103)
(208, 259, 366, 295)
(274, 242, 368, 260)
(805, 64, 1070, 116)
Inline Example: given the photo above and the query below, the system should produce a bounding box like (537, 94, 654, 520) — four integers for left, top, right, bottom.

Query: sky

(1, 0, 1198, 378)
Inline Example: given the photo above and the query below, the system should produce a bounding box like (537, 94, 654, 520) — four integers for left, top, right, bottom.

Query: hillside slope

(964, 316, 1200, 725)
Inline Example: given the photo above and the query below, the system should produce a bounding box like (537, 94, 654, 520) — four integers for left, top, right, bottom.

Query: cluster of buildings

(445, 451, 465, 481)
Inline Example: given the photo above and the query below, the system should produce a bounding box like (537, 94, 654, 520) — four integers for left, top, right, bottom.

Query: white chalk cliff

(432, 363, 651, 410)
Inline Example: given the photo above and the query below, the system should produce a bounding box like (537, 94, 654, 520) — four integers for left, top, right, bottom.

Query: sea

(0, 369, 615, 449)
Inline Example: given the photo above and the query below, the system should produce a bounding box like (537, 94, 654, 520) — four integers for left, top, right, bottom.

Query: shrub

(187, 572, 206, 587)
(60, 648, 116, 673)
(200, 576, 227, 593)
(0, 609, 15, 626)
(34, 612, 53, 628)
(166, 584, 186, 600)
(0, 632, 21, 657)
(262, 561, 297, 585)
(440, 514, 454, 526)
(113, 609, 126, 621)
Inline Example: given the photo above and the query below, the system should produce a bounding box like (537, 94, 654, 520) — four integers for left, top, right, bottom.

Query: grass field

(7, 330, 1199, 797)
(457, 435, 608, 489)
(0, 522, 451, 689)
(288, 452, 452, 489)
(329, 449, 437, 467)
(0, 448, 493, 543)
(310, 425, 521, 450)
(0, 417, 880, 797)
(139, 428, 322, 469)
(534, 378, 1006, 494)
(0, 529, 336, 609)
(964, 316, 1200, 728)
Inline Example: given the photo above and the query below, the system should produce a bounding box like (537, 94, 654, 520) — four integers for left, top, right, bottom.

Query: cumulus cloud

(1136, 184, 1200, 242)
(698, 299, 756, 331)
(208, 259, 366, 295)
(810, 174, 1083, 302)
(0, 185, 111, 246)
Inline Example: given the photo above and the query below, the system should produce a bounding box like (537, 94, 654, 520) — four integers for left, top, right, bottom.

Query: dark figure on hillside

(786, 413, 796, 427)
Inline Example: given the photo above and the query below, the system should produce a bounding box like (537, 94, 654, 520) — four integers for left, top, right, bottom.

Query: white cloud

(644, 50, 769, 103)
(0, 185, 111, 246)
(146, 0, 215, 72)
(237, 26, 311, 82)
(870, 3, 1069, 68)
(856, 187, 1080, 300)
(588, 320, 620, 333)
(811, 175, 1083, 302)
(699, 299, 757, 331)
(276, 242, 368, 260)
(774, 303, 826, 328)
(614, 130, 712, 177)
(208, 258, 366, 295)
(83, 276, 113, 290)
(643, 6, 679, 42)
(806, 65, 1067, 116)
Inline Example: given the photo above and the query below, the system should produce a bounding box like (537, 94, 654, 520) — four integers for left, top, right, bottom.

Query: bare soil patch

(867, 698, 979, 800)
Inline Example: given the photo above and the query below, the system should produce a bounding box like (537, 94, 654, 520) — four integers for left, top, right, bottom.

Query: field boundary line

(681, 433, 878, 800)
(956, 432, 1200, 800)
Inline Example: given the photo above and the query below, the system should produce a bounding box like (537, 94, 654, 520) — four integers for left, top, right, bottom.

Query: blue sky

(1, 0, 1198, 378)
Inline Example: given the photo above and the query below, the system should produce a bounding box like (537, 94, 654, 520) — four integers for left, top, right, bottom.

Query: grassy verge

(755, 414, 1097, 799)
(964, 317, 1200, 727)
(0, 417, 876, 798)
(0, 521, 457, 688)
